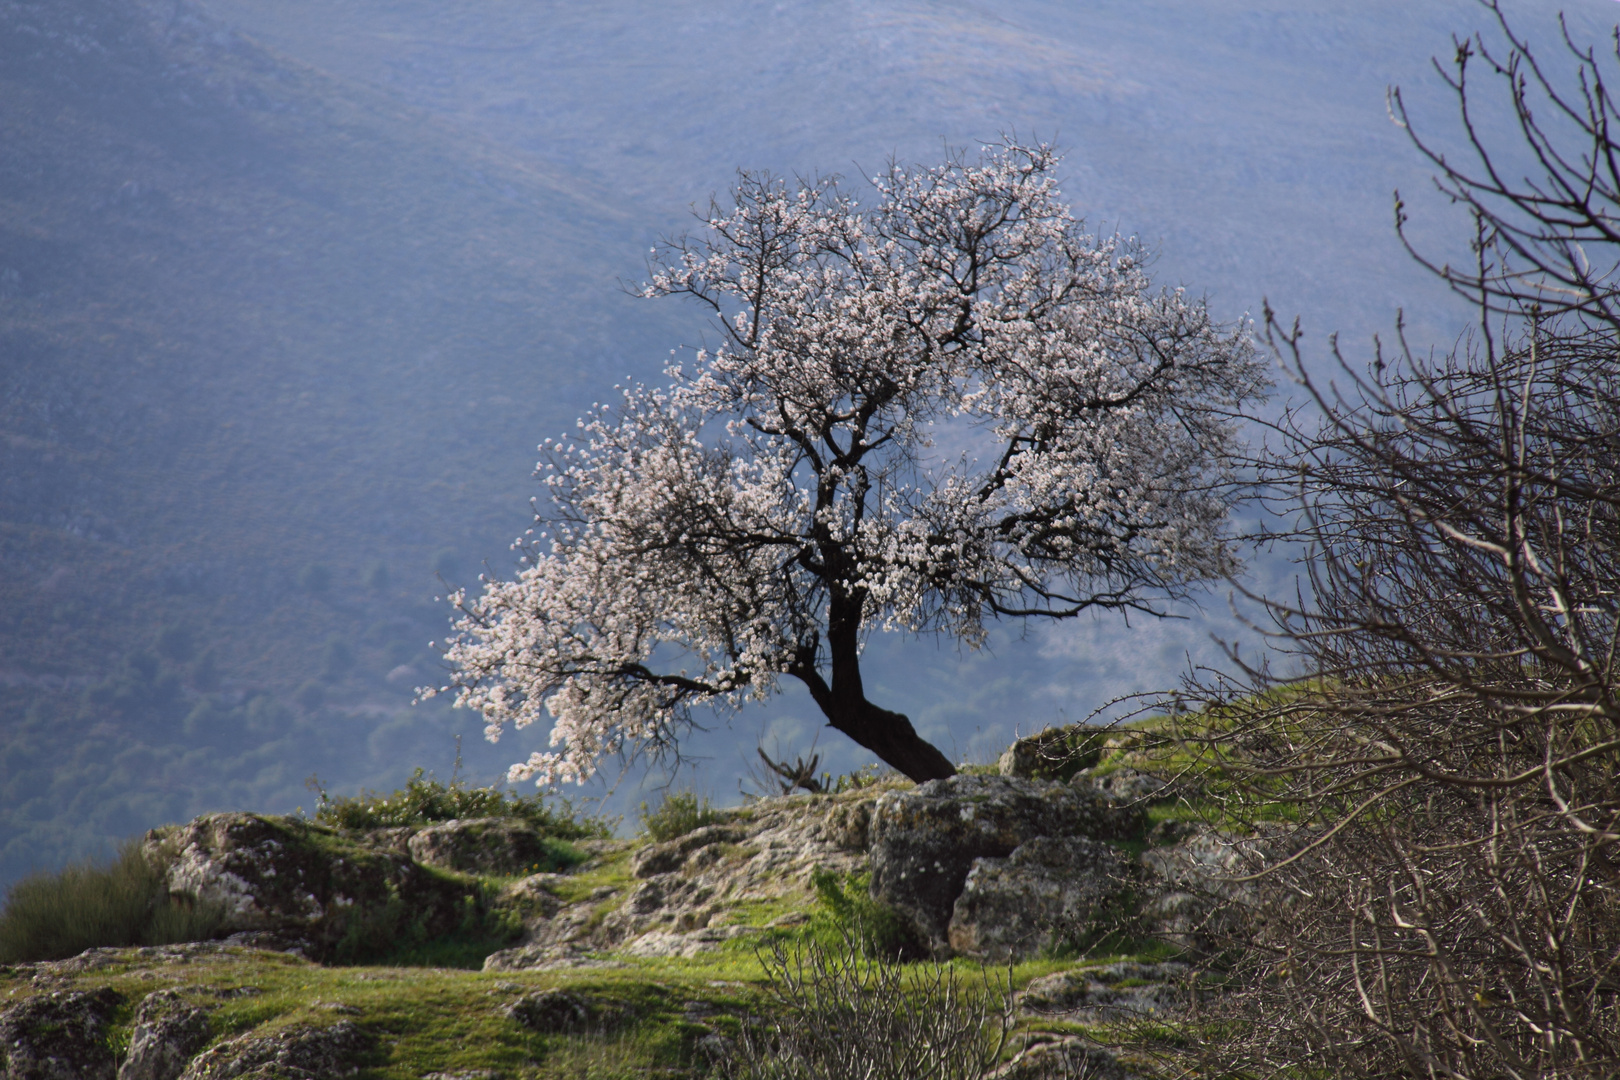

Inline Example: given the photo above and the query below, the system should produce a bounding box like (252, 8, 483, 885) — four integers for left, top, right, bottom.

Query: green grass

(808, 868, 926, 960)
(0, 947, 754, 1078)
(0, 842, 225, 963)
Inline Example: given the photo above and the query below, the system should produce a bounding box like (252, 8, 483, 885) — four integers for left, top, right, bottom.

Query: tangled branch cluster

(1177, 8, 1620, 1077)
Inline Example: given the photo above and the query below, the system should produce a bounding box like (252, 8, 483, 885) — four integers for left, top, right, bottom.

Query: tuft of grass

(0, 841, 225, 962)
(637, 791, 725, 843)
(809, 868, 926, 960)
(312, 768, 608, 840)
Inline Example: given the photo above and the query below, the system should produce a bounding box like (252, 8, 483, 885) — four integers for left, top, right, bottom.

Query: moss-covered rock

(868, 774, 1142, 951)
(0, 986, 123, 1080)
(176, 1019, 374, 1079)
(146, 814, 486, 961)
(407, 818, 579, 877)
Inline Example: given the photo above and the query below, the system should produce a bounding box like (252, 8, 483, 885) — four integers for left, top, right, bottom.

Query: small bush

(637, 791, 724, 843)
(829, 764, 887, 794)
(0, 842, 224, 962)
(810, 868, 925, 960)
(311, 768, 608, 840)
(514, 837, 591, 876)
(715, 924, 1013, 1080)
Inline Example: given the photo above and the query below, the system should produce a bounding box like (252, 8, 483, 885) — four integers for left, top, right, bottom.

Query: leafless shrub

(713, 925, 1015, 1080)
(1167, 6, 1620, 1077)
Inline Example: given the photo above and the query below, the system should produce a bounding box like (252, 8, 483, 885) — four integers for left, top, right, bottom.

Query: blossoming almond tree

(437, 143, 1267, 785)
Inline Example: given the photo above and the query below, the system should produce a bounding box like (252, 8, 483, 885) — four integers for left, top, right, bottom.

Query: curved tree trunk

(790, 609, 957, 783)
(823, 698, 957, 784)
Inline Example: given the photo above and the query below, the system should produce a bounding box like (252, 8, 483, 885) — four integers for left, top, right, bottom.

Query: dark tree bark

(793, 665, 956, 783)
(790, 594, 958, 784)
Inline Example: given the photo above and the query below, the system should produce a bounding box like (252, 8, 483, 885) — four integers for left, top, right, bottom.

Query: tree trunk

(821, 697, 957, 784)
(790, 609, 957, 783)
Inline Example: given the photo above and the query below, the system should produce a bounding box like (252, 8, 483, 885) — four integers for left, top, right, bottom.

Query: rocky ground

(0, 726, 1246, 1079)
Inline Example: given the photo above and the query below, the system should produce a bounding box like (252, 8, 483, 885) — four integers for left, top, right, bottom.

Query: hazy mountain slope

(194, 0, 1596, 338)
(0, 0, 685, 884)
(3, 0, 1616, 888)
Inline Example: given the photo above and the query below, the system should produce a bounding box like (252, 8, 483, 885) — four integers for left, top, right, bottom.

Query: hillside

(0, 727, 1210, 1079)
(0, 0, 685, 885)
(6, 0, 1615, 894)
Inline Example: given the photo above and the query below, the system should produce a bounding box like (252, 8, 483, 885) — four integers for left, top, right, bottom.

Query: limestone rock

(629, 824, 743, 878)
(819, 801, 871, 851)
(1018, 961, 1191, 1020)
(406, 817, 565, 876)
(504, 989, 589, 1033)
(482, 791, 879, 971)
(1140, 829, 1274, 954)
(119, 990, 211, 1080)
(481, 943, 625, 972)
(175, 1020, 373, 1080)
(496, 874, 567, 920)
(997, 727, 1104, 781)
(0, 987, 123, 1080)
(993, 1038, 1127, 1080)
(150, 813, 475, 960)
(1081, 768, 1171, 805)
(947, 837, 1130, 960)
(869, 775, 1141, 949)
(620, 925, 756, 959)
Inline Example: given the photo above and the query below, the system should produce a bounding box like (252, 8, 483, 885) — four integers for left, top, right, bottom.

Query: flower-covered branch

(434, 142, 1268, 784)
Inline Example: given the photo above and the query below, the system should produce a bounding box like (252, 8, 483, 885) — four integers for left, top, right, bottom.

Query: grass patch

(809, 868, 926, 960)
(0, 841, 225, 962)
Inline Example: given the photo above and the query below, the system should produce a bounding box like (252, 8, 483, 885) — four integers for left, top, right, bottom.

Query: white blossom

(432, 143, 1267, 784)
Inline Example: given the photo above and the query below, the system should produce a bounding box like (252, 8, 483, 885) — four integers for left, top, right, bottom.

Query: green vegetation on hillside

(0, 843, 224, 963)
(313, 768, 608, 840)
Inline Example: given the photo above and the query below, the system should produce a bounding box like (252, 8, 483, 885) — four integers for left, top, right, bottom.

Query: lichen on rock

(948, 836, 1132, 960)
(406, 817, 572, 876)
(0, 986, 123, 1080)
(119, 989, 211, 1080)
(868, 774, 1142, 951)
(175, 1019, 373, 1080)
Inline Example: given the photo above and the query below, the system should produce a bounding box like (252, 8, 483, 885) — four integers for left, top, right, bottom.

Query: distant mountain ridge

(0, 0, 682, 887)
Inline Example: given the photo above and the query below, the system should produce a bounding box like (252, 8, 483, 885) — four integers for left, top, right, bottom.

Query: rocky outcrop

(148, 813, 481, 959)
(504, 989, 590, 1033)
(483, 793, 875, 972)
(629, 825, 744, 878)
(0, 987, 123, 1080)
(869, 774, 1141, 950)
(175, 1020, 373, 1080)
(997, 727, 1104, 781)
(1018, 960, 1192, 1021)
(124, 742, 1229, 981)
(407, 817, 571, 876)
(994, 1039, 1129, 1080)
(947, 837, 1131, 960)
(119, 991, 211, 1080)
(1082, 768, 1172, 805)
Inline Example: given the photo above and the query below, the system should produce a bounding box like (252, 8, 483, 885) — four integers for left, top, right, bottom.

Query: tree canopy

(437, 143, 1267, 784)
